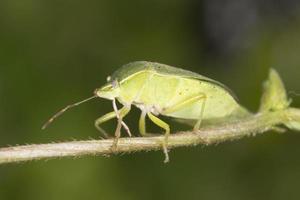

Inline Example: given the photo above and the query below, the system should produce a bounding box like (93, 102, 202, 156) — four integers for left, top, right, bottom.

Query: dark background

(1, 1, 300, 200)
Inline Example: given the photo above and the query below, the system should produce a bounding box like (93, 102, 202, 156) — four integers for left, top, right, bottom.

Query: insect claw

(111, 111, 122, 152)
(162, 135, 170, 163)
(111, 137, 119, 152)
(163, 144, 170, 163)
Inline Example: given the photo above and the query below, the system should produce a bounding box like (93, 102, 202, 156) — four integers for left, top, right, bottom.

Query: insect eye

(112, 80, 118, 88)
(106, 76, 111, 82)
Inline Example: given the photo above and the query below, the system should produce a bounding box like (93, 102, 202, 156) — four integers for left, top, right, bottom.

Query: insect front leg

(95, 105, 131, 139)
(162, 93, 207, 131)
(147, 112, 170, 163)
(111, 99, 131, 150)
(95, 111, 118, 138)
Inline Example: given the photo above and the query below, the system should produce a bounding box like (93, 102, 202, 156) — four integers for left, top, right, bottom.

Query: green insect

(43, 61, 249, 162)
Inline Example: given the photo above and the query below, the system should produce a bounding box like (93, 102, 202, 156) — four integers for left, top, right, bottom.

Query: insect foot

(110, 115, 122, 153)
(111, 137, 119, 153)
(162, 136, 170, 163)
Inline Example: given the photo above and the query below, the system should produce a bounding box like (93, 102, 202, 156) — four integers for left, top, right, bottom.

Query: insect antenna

(288, 91, 300, 97)
(42, 95, 98, 130)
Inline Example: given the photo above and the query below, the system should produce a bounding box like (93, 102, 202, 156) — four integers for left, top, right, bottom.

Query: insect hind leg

(162, 92, 207, 131)
(193, 94, 207, 131)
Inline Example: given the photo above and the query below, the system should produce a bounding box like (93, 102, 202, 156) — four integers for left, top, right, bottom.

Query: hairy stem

(0, 108, 299, 164)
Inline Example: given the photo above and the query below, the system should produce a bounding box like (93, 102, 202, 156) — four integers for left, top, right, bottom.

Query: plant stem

(0, 108, 299, 165)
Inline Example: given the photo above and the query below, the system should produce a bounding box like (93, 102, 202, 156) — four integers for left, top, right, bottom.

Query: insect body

(43, 61, 249, 162)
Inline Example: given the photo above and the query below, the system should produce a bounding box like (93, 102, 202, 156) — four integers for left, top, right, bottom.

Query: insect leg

(147, 112, 170, 163)
(162, 93, 207, 130)
(111, 99, 131, 150)
(193, 95, 207, 131)
(95, 106, 131, 138)
(139, 111, 157, 137)
(139, 111, 147, 136)
(95, 111, 117, 138)
(119, 106, 132, 137)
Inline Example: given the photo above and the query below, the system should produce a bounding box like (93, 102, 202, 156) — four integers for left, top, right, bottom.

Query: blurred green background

(1, 1, 300, 200)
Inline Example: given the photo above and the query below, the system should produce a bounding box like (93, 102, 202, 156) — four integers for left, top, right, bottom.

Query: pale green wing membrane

(110, 61, 151, 82)
(110, 61, 238, 102)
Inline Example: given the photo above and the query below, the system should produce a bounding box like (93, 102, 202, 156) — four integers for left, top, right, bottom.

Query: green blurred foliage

(0, 1, 300, 200)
